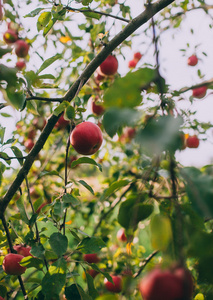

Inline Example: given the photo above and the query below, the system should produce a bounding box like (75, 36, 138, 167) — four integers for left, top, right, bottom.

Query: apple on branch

(104, 275, 123, 293)
(70, 121, 103, 155)
(100, 55, 118, 76)
(192, 86, 207, 99)
(3, 253, 26, 275)
(187, 55, 198, 66)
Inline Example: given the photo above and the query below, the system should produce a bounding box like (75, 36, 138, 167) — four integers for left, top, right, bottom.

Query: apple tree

(0, 0, 213, 299)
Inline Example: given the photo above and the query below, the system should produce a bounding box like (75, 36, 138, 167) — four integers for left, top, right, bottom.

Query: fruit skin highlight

(70, 121, 103, 155)
(100, 55, 118, 76)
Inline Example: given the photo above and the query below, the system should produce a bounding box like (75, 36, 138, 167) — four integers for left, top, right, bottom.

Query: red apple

(95, 69, 106, 83)
(36, 202, 48, 214)
(117, 228, 127, 242)
(0, 296, 4, 300)
(128, 59, 137, 68)
(70, 121, 103, 155)
(134, 52, 142, 61)
(8, 21, 19, 33)
(13, 245, 32, 257)
(120, 127, 136, 143)
(192, 86, 207, 99)
(100, 55, 118, 76)
(15, 40, 30, 58)
(28, 128, 36, 139)
(83, 253, 100, 264)
(91, 98, 105, 116)
(55, 114, 70, 129)
(3, 29, 18, 44)
(3, 253, 26, 275)
(32, 117, 46, 130)
(173, 267, 193, 299)
(87, 269, 99, 278)
(24, 139, 34, 151)
(104, 275, 123, 293)
(16, 59, 26, 70)
(187, 55, 198, 66)
(186, 135, 199, 148)
(139, 268, 183, 300)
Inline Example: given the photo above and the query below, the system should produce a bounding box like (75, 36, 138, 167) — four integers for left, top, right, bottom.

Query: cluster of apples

(3, 22, 30, 70)
(187, 55, 208, 99)
(139, 265, 194, 300)
(128, 52, 142, 68)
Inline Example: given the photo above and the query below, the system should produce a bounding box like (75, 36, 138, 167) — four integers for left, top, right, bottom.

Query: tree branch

(0, 0, 176, 213)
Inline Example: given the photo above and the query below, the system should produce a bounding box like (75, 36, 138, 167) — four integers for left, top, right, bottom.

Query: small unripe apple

(13, 245, 32, 257)
(187, 55, 198, 66)
(100, 55, 118, 76)
(8, 22, 19, 33)
(91, 97, 105, 116)
(83, 253, 100, 264)
(24, 139, 34, 151)
(134, 52, 142, 61)
(32, 117, 46, 130)
(55, 114, 70, 129)
(15, 40, 30, 58)
(128, 59, 137, 68)
(117, 228, 127, 242)
(16, 59, 26, 70)
(186, 135, 199, 148)
(104, 275, 123, 293)
(3, 29, 18, 44)
(70, 121, 103, 155)
(192, 86, 207, 99)
(3, 253, 26, 275)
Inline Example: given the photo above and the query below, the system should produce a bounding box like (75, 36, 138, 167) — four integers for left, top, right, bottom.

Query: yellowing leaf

(65, 220, 72, 225)
(60, 36, 71, 43)
(126, 242, 133, 255)
(150, 214, 172, 251)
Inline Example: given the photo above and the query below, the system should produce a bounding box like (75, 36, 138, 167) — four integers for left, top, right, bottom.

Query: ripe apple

(3, 253, 26, 275)
(91, 97, 105, 116)
(173, 267, 194, 299)
(100, 55, 118, 76)
(16, 59, 26, 70)
(3, 29, 18, 44)
(187, 55, 198, 66)
(128, 59, 138, 68)
(70, 121, 103, 155)
(13, 245, 32, 257)
(0, 296, 4, 300)
(117, 228, 127, 242)
(32, 117, 46, 130)
(119, 127, 136, 143)
(134, 52, 142, 61)
(28, 128, 36, 139)
(139, 268, 183, 300)
(104, 275, 123, 293)
(192, 86, 207, 99)
(83, 253, 100, 264)
(15, 40, 30, 58)
(186, 135, 199, 148)
(24, 139, 34, 151)
(95, 68, 106, 83)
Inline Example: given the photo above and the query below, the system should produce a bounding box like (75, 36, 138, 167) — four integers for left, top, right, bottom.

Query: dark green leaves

(49, 232, 68, 257)
(103, 68, 157, 108)
(103, 107, 140, 138)
(71, 157, 102, 171)
(135, 115, 183, 154)
(77, 237, 106, 254)
(37, 54, 62, 74)
(181, 167, 213, 219)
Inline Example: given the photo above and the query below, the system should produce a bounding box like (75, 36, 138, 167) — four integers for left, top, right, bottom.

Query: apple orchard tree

(0, 0, 213, 299)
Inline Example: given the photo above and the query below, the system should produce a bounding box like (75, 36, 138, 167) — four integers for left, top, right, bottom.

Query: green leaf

(20, 256, 44, 270)
(0, 64, 17, 86)
(85, 272, 99, 299)
(77, 237, 106, 254)
(135, 115, 183, 155)
(0, 152, 10, 165)
(53, 101, 70, 116)
(0, 126, 5, 144)
(103, 107, 140, 138)
(37, 11, 52, 32)
(0, 46, 12, 58)
(65, 105, 75, 120)
(49, 232, 68, 257)
(103, 68, 157, 108)
(65, 284, 92, 300)
(16, 196, 29, 225)
(31, 244, 45, 259)
(6, 88, 26, 110)
(43, 18, 55, 36)
(118, 198, 153, 230)
(181, 167, 213, 219)
(38, 170, 62, 179)
(24, 7, 45, 18)
(62, 193, 80, 206)
(41, 272, 66, 299)
(71, 157, 102, 172)
(11, 146, 24, 165)
(49, 257, 67, 275)
(1, 112, 12, 118)
(104, 179, 129, 197)
(78, 180, 94, 195)
(37, 53, 62, 74)
(96, 295, 119, 300)
(0, 162, 6, 186)
(26, 100, 38, 115)
(81, 8, 101, 20)
(38, 74, 55, 79)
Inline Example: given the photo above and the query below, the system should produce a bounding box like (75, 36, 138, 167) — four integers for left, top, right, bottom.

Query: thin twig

(134, 250, 159, 278)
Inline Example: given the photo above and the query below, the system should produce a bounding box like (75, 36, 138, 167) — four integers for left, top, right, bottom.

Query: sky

(0, 0, 213, 167)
